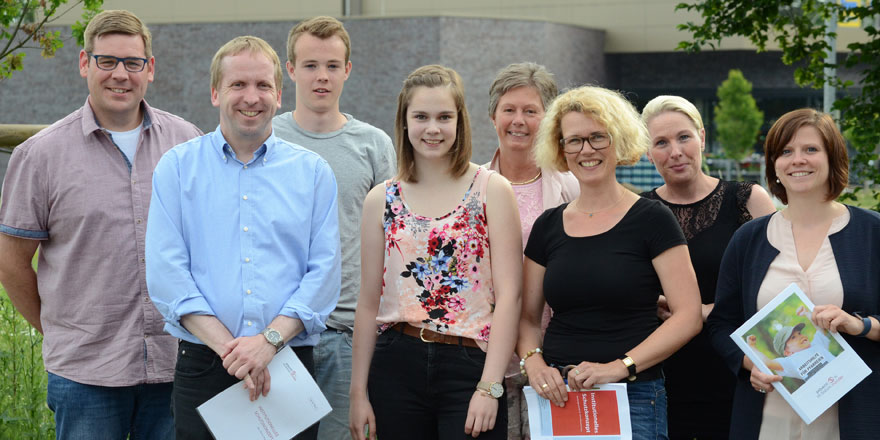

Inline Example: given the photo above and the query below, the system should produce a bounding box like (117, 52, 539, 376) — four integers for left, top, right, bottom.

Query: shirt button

(132, 180, 137, 184)
(242, 195, 248, 200)
(247, 321, 253, 326)
(136, 218, 142, 224)
(246, 289, 252, 295)
(244, 165, 248, 169)
(140, 258, 145, 263)
(243, 226, 249, 232)
(245, 257, 251, 263)
(144, 334, 149, 339)
(144, 296, 150, 302)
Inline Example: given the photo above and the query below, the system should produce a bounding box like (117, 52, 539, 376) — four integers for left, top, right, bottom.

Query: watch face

(264, 328, 282, 345)
(489, 383, 503, 398)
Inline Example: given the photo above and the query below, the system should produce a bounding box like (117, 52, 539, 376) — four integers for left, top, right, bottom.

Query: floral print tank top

(377, 167, 495, 348)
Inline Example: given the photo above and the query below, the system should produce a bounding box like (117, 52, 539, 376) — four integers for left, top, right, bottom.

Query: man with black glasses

(0, 9, 201, 439)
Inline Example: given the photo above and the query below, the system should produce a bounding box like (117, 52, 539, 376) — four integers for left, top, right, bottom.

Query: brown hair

(394, 65, 472, 182)
(84, 10, 152, 58)
(764, 108, 848, 204)
(287, 16, 351, 65)
(210, 36, 283, 92)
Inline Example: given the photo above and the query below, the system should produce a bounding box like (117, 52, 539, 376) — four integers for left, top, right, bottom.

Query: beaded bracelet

(519, 348, 543, 377)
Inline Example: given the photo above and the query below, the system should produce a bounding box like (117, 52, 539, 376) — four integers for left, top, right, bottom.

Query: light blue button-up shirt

(146, 128, 341, 347)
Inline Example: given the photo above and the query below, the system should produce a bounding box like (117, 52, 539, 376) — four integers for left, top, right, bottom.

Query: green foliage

(0, 0, 103, 80)
(715, 69, 764, 169)
(0, 285, 54, 439)
(677, 0, 880, 212)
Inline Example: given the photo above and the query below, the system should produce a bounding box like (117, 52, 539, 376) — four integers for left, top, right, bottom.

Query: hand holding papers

(198, 347, 331, 440)
(731, 283, 871, 424)
(524, 384, 632, 439)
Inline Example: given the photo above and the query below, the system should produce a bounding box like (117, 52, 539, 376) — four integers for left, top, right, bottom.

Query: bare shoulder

(363, 182, 388, 210)
(746, 184, 777, 218)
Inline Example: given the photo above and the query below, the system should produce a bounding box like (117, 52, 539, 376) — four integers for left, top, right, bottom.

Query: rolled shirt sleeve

(146, 151, 216, 338)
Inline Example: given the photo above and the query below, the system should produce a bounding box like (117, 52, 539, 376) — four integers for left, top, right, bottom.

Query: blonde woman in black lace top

(640, 95, 776, 439)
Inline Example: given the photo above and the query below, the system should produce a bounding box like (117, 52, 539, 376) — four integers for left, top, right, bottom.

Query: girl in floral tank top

(350, 65, 523, 440)
(378, 168, 495, 343)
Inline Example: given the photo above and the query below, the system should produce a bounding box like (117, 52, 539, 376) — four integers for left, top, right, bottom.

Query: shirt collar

(81, 97, 154, 136)
(209, 127, 277, 165)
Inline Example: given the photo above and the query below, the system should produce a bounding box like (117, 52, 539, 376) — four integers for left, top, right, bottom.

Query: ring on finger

(541, 383, 549, 389)
(572, 368, 581, 376)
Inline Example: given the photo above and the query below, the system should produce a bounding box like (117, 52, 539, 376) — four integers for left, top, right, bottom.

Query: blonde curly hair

(534, 86, 649, 172)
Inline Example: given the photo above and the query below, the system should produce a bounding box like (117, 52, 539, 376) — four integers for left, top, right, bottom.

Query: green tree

(677, 0, 880, 211)
(1, 0, 103, 80)
(715, 69, 764, 179)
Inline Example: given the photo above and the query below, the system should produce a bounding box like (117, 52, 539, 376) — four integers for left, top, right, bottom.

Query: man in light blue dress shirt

(145, 36, 340, 440)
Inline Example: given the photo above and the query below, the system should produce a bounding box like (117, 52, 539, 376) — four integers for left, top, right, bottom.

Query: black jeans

(172, 340, 318, 440)
(368, 329, 507, 440)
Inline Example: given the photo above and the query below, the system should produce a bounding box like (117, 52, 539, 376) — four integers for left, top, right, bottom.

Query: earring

(776, 178, 780, 184)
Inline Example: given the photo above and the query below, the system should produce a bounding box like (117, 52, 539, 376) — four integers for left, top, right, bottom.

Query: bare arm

(632, 245, 702, 370)
(0, 234, 42, 333)
(569, 245, 701, 390)
(746, 184, 777, 218)
(465, 174, 523, 437)
(813, 304, 880, 341)
(349, 185, 386, 440)
(517, 258, 567, 406)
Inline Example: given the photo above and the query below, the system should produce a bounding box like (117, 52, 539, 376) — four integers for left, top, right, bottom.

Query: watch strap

(854, 312, 872, 337)
(476, 380, 502, 398)
(620, 356, 637, 381)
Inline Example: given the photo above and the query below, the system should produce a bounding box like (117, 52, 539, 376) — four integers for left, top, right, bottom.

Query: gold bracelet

(519, 348, 543, 377)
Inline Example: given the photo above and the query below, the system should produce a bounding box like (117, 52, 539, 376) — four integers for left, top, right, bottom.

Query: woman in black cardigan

(708, 108, 880, 440)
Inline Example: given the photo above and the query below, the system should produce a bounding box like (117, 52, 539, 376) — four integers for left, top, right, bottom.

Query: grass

(0, 260, 54, 439)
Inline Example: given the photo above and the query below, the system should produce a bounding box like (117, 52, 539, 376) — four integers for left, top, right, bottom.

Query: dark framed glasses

(88, 53, 148, 72)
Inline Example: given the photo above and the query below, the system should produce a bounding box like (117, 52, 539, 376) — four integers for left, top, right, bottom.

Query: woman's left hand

(812, 304, 865, 335)
(567, 360, 628, 391)
(464, 390, 498, 438)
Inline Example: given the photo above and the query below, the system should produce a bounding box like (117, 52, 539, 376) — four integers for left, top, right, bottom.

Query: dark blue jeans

(172, 340, 317, 440)
(368, 329, 507, 440)
(46, 372, 173, 440)
(627, 377, 669, 440)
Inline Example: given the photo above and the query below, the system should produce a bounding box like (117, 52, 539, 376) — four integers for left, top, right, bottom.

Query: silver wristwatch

(261, 327, 284, 352)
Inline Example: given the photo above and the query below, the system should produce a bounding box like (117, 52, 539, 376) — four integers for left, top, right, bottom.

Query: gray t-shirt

(273, 111, 396, 331)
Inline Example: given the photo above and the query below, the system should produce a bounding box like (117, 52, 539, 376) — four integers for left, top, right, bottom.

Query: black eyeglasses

(88, 53, 149, 72)
(559, 133, 612, 154)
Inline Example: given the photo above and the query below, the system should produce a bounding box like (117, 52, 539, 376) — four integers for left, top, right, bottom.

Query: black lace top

(646, 180, 754, 241)
(641, 180, 756, 434)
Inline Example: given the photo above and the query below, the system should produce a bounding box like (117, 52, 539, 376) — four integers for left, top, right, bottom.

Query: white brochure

(197, 347, 331, 440)
(731, 282, 871, 424)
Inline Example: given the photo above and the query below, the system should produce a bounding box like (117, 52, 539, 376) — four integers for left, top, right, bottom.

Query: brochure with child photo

(731, 282, 871, 424)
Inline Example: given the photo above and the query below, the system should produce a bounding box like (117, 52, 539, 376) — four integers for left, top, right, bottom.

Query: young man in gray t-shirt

(273, 16, 396, 440)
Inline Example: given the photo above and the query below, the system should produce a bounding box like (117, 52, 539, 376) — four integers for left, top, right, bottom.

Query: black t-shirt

(524, 197, 686, 366)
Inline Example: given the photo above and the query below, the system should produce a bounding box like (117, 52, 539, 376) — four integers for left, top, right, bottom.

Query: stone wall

(0, 16, 605, 164)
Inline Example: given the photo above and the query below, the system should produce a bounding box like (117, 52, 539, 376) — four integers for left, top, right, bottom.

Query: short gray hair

(488, 62, 558, 116)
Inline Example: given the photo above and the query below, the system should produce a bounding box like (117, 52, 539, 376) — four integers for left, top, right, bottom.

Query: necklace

(509, 170, 542, 186)
(574, 186, 626, 218)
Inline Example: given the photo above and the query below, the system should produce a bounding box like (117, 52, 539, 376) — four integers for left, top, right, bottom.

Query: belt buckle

(419, 327, 434, 343)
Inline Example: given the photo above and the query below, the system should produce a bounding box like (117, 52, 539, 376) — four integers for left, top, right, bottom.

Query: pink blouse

(756, 210, 850, 440)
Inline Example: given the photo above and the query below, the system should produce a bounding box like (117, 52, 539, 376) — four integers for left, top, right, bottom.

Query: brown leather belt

(392, 323, 479, 348)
